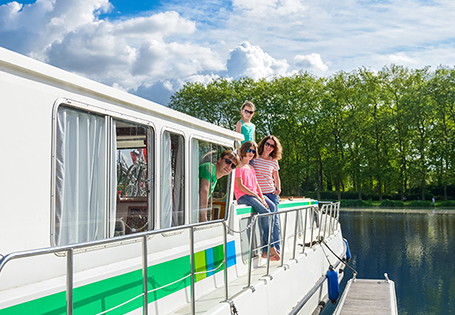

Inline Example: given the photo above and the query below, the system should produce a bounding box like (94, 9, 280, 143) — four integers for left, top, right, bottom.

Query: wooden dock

(333, 274, 398, 315)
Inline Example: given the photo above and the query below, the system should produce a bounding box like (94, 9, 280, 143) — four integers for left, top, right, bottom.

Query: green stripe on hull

(236, 200, 318, 215)
(0, 242, 235, 315)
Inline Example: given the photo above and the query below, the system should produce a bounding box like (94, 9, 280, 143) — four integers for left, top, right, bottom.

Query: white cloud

(226, 42, 289, 79)
(293, 53, 329, 76)
(114, 11, 196, 38)
(3, 0, 455, 105)
(0, 0, 228, 104)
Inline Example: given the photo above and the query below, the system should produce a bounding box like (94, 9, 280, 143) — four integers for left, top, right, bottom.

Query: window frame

(160, 128, 186, 230)
(189, 134, 235, 225)
(51, 99, 157, 246)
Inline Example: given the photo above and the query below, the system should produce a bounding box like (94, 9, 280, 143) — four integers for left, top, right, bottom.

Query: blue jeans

(238, 194, 279, 253)
(264, 193, 281, 253)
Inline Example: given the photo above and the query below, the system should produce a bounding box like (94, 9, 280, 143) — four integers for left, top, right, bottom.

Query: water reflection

(321, 210, 455, 315)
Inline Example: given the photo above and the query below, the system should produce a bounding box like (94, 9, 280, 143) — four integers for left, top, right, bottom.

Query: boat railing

(0, 201, 340, 315)
(243, 201, 340, 289)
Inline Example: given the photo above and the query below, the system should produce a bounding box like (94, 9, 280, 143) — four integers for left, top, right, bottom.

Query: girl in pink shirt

(234, 141, 280, 261)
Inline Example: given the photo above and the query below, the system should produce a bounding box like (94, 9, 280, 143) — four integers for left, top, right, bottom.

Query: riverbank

(341, 207, 455, 214)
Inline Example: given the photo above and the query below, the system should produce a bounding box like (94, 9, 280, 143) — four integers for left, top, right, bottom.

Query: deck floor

(334, 278, 398, 315)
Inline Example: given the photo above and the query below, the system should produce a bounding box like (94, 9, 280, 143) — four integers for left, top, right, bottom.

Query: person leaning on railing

(199, 150, 240, 222)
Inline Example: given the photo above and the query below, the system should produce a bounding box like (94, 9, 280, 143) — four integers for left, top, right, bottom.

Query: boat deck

(170, 258, 283, 314)
(334, 275, 398, 315)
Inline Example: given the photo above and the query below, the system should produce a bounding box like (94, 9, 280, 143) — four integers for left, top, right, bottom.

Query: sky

(1, 0, 455, 105)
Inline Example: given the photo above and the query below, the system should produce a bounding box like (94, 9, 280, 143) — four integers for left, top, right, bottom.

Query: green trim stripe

(0, 242, 235, 315)
(236, 200, 318, 215)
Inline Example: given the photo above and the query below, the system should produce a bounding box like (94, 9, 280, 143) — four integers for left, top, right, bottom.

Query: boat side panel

(0, 241, 236, 314)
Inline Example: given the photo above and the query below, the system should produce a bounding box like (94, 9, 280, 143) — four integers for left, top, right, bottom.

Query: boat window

(161, 132, 185, 228)
(114, 120, 154, 236)
(191, 139, 235, 223)
(54, 106, 109, 246)
(54, 105, 155, 245)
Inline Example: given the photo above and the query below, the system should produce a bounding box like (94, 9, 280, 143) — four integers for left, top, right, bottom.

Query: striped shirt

(254, 157, 279, 194)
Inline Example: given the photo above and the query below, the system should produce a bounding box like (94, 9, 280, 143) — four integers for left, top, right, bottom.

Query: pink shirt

(254, 157, 279, 194)
(234, 166, 259, 200)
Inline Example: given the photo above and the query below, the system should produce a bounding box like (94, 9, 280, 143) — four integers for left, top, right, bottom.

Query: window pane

(55, 106, 106, 245)
(161, 132, 185, 228)
(192, 140, 234, 223)
(115, 120, 152, 235)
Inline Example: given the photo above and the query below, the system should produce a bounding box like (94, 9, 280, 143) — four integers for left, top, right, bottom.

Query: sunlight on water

(321, 209, 455, 315)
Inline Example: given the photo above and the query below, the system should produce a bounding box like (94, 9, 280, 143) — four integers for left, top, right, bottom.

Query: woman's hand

(260, 196, 269, 208)
(274, 188, 281, 196)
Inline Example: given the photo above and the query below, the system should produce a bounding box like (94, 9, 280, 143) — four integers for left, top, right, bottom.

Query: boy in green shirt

(199, 150, 240, 221)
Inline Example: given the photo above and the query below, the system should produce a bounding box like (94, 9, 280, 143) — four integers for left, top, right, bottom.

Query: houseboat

(0, 47, 348, 315)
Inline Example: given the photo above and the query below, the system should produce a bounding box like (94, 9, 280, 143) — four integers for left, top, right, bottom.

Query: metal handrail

(243, 202, 341, 288)
(0, 218, 228, 315)
(0, 202, 341, 315)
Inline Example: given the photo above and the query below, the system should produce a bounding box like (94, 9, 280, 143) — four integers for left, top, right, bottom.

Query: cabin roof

(0, 47, 242, 141)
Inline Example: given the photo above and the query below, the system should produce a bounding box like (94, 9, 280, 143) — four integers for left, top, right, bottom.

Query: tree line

(168, 64, 455, 201)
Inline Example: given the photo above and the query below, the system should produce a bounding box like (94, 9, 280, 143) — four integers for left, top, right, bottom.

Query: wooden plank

(334, 278, 398, 315)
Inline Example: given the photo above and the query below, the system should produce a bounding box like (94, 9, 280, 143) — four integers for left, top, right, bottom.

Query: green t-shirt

(241, 120, 255, 144)
(199, 162, 217, 197)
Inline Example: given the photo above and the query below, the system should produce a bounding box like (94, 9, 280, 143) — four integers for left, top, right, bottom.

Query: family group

(198, 101, 282, 261)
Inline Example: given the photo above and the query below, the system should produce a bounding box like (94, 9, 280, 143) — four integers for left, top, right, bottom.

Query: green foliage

(408, 201, 434, 208)
(379, 199, 405, 207)
(168, 65, 455, 200)
(339, 199, 371, 207)
(436, 201, 455, 207)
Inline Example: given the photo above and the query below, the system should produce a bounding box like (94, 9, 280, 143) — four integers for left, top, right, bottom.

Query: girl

(234, 141, 280, 261)
(255, 135, 283, 253)
(235, 101, 255, 144)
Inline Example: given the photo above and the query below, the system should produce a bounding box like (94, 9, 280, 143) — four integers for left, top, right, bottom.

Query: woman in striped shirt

(255, 135, 282, 254)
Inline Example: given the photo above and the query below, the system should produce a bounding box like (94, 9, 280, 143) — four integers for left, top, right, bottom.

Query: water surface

(321, 210, 455, 315)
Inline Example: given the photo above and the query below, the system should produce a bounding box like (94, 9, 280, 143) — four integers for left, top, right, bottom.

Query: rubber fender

(344, 238, 351, 261)
(327, 267, 339, 304)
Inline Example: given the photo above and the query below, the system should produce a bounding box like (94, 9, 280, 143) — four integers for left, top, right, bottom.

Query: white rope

(96, 293, 144, 315)
(225, 214, 258, 233)
(95, 259, 226, 314)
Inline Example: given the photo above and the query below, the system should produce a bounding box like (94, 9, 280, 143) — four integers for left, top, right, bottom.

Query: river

(321, 209, 455, 315)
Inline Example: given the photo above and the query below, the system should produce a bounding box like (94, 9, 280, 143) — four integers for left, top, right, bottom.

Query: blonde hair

(241, 101, 255, 112)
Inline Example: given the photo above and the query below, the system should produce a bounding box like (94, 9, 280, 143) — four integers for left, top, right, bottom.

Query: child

(234, 141, 280, 261)
(235, 101, 256, 144)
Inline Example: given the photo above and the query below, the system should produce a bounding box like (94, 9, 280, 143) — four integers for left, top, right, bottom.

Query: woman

(234, 141, 280, 261)
(254, 135, 282, 253)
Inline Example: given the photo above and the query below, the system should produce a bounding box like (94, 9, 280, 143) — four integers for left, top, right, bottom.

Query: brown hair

(220, 150, 240, 166)
(257, 135, 282, 160)
(239, 141, 258, 159)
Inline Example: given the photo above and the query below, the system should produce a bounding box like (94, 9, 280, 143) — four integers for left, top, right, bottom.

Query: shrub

(436, 200, 455, 208)
(339, 199, 370, 207)
(408, 200, 433, 208)
(379, 199, 404, 207)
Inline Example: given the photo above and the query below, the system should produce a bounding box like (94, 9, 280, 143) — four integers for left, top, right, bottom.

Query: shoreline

(341, 207, 455, 214)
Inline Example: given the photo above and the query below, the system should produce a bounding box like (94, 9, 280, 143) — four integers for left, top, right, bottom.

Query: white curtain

(55, 108, 106, 245)
(109, 120, 117, 237)
(161, 132, 172, 228)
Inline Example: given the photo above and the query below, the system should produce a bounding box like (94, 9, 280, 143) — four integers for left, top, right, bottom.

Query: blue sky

(1, 0, 455, 105)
